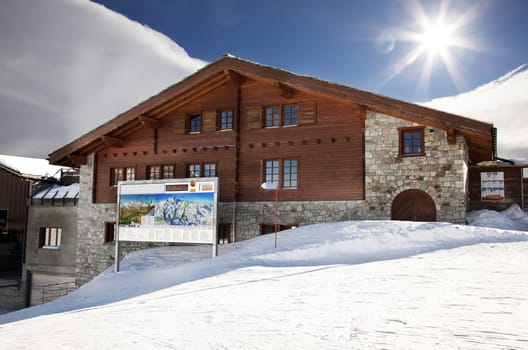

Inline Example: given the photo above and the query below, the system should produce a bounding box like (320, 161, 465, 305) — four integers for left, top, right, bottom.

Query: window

(188, 163, 217, 178)
(110, 168, 124, 186)
(147, 165, 174, 180)
(110, 167, 135, 186)
(218, 223, 231, 244)
(188, 113, 201, 133)
(163, 165, 174, 179)
(282, 104, 298, 126)
(188, 164, 201, 177)
(104, 222, 116, 244)
(264, 160, 280, 185)
(263, 159, 298, 189)
(399, 127, 425, 156)
(283, 159, 298, 188)
(220, 110, 233, 130)
(39, 227, 62, 248)
(147, 165, 161, 180)
(265, 106, 280, 127)
(204, 163, 216, 177)
(260, 224, 296, 235)
(125, 167, 135, 181)
(264, 104, 298, 127)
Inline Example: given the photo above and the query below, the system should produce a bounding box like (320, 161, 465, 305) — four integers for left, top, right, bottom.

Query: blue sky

(93, 0, 528, 102)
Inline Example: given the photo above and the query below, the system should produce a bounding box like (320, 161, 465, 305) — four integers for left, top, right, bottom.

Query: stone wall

(226, 200, 368, 241)
(76, 155, 174, 286)
(364, 111, 469, 223)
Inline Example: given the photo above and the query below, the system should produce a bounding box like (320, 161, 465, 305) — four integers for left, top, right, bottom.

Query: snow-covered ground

(1, 207, 527, 349)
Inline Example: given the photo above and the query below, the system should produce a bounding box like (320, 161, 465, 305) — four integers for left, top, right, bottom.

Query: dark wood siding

(93, 79, 365, 203)
(469, 166, 526, 211)
(0, 167, 30, 231)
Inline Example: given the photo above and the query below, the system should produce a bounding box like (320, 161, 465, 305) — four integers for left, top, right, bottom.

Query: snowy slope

(1, 209, 527, 349)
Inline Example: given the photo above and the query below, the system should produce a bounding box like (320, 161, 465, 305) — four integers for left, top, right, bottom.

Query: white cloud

(421, 65, 528, 160)
(0, 0, 205, 158)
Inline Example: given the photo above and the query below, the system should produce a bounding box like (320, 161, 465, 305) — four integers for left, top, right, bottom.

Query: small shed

(469, 161, 528, 211)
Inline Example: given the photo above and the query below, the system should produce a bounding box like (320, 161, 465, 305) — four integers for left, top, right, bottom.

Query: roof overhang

(49, 55, 494, 166)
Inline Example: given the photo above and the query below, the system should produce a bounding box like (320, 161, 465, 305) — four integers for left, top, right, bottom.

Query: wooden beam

(446, 128, 456, 145)
(274, 82, 293, 98)
(226, 69, 245, 85)
(100, 135, 124, 147)
(138, 115, 159, 129)
(67, 154, 87, 166)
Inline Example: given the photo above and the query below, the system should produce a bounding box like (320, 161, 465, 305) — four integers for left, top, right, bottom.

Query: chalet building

(48, 55, 497, 286)
(0, 162, 32, 308)
(25, 172, 79, 306)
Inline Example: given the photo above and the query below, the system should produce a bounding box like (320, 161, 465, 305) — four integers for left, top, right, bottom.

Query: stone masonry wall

(364, 111, 469, 223)
(225, 200, 369, 241)
(77, 154, 168, 286)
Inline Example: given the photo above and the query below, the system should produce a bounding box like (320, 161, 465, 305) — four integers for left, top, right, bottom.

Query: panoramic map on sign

(117, 179, 218, 244)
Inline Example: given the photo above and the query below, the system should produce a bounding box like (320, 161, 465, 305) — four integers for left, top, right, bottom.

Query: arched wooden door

(391, 189, 436, 222)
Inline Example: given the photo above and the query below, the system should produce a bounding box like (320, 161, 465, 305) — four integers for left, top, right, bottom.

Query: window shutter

(215, 110, 221, 131)
(246, 107, 262, 130)
(174, 163, 186, 178)
(172, 115, 186, 134)
(298, 101, 317, 126)
(202, 110, 217, 133)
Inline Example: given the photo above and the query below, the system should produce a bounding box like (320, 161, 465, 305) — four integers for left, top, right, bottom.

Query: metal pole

(274, 187, 278, 248)
(114, 240, 120, 273)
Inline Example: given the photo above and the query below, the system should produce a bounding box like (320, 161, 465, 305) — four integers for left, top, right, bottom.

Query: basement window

(259, 224, 296, 235)
(39, 227, 62, 249)
(399, 127, 425, 157)
(104, 222, 116, 244)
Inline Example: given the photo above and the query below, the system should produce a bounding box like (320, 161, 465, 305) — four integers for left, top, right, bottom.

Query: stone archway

(391, 189, 437, 222)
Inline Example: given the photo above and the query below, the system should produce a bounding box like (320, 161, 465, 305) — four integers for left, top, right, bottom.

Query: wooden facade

(0, 165, 31, 232)
(469, 165, 528, 211)
(49, 56, 494, 209)
(92, 78, 365, 204)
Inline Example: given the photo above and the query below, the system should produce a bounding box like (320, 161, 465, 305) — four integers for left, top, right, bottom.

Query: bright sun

(378, 0, 482, 97)
(419, 24, 453, 55)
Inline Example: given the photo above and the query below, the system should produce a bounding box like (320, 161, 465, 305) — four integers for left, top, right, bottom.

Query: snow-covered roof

(0, 154, 67, 179)
(32, 183, 79, 200)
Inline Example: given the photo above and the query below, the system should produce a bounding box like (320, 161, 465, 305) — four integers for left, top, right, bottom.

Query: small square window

(39, 227, 62, 248)
(282, 104, 298, 126)
(220, 110, 233, 130)
(147, 165, 161, 180)
(163, 165, 174, 179)
(265, 106, 280, 127)
(399, 127, 425, 156)
(189, 114, 201, 133)
(188, 164, 201, 177)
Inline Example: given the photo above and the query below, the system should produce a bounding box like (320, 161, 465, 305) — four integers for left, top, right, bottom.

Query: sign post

(261, 182, 279, 248)
(115, 178, 219, 272)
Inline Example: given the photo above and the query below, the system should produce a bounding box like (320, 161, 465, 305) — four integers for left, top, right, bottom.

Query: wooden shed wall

(0, 167, 30, 231)
(469, 166, 526, 211)
(93, 79, 365, 203)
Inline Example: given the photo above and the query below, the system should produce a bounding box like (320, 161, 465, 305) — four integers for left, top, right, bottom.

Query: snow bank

(467, 204, 528, 231)
(2, 218, 527, 326)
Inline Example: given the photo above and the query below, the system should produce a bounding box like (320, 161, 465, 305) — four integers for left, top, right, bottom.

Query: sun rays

(377, 0, 484, 99)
